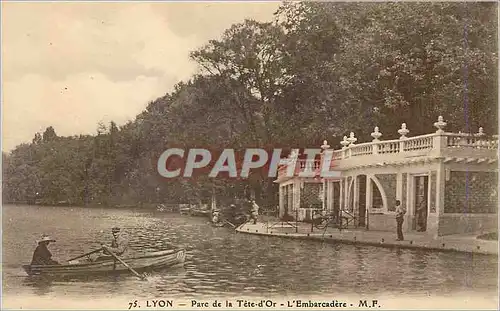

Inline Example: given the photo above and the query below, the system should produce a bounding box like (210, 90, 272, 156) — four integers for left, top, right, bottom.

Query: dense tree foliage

(3, 2, 497, 208)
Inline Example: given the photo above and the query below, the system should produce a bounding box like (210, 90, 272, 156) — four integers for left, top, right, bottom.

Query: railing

(332, 150, 343, 160)
(446, 133, 498, 149)
(343, 132, 497, 158)
(276, 131, 498, 179)
(377, 140, 400, 154)
(298, 160, 321, 171)
(350, 144, 373, 156)
(402, 134, 434, 151)
(277, 159, 321, 178)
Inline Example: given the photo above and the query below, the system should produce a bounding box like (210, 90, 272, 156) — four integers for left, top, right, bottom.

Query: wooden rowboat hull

(22, 248, 186, 277)
(190, 209, 210, 217)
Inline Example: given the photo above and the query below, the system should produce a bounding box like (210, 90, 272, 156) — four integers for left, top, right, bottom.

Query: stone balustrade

(277, 116, 498, 180)
(298, 159, 321, 170)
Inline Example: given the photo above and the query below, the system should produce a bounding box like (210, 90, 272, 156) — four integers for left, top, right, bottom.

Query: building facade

(275, 116, 498, 237)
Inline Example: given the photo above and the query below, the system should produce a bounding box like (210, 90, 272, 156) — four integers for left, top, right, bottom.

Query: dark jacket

(31, 243, 59, 265)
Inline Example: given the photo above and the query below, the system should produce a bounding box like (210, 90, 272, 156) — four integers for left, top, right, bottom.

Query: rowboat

(22, 248, 186, 277)
(190, 208, 210, 217)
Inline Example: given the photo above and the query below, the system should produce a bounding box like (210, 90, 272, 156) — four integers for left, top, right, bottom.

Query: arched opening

(372, 180, 383, 211)
(369, 175, 389, 213)
(347, 177, 354, 212)
(346, 174, 368, 227)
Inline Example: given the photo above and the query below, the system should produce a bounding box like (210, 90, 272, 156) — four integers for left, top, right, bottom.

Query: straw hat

(37, 234, 56, 244)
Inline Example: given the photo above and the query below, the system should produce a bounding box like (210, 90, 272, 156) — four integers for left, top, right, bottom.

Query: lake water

(2, 204, 498, 307)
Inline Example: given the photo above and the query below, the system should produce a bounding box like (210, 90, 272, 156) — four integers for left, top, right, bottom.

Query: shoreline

(236, 222, 499, 256)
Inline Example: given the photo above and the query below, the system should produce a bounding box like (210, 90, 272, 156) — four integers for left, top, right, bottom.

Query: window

(301, 183, 322, 209)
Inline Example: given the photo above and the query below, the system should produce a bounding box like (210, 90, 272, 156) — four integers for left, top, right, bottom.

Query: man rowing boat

(92, 227, 129, 261)
(103, 226, 128, 255)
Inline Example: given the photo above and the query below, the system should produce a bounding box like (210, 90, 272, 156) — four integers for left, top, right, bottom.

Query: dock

(236, 221, 498, 256)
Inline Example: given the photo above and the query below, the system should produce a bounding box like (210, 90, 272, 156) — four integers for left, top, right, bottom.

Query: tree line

(2, 2, 497, 208)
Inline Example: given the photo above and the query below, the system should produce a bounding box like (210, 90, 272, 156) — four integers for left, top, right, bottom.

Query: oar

(67, 248, 104, 262)
(224, 219, 236, 228)
(103, 246, 147, 280)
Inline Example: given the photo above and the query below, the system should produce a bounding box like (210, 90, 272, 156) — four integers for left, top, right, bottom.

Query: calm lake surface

(2, 204, 498, 300)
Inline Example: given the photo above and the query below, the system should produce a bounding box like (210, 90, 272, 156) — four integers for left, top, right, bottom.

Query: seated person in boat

(31, 234, 59, 265)
(104, 227, 128, 255)
(94, 227, 129, 261)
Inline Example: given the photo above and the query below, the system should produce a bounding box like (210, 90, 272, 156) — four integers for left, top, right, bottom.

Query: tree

(32, 132, 42, 145)
(3, 2, 496, 209)
(42, 126, 58, 143)
(274, 2, 497, 140)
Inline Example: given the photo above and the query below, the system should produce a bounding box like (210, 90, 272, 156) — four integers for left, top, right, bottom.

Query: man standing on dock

(395, 200, 406, 241)
(250, 200, 260, 224)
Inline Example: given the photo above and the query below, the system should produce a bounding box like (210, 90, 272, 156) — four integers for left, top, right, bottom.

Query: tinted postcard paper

(2, 1, 498, 310)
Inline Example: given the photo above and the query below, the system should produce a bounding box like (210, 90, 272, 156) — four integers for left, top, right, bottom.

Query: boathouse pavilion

(275, 116, 498, 237)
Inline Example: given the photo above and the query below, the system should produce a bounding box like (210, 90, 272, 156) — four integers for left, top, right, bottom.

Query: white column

(405, 173, 412, 232)
(324, 181, 329, 211)
(294, 180, 300, 210)
(295, 180, 301, 219)
(353, 175, 359, 214)
(339, 180, 344, 210)
(278, 185, 285, 218)
(328, 181, 334, 212)
(427, 168, 438, 238)
(427, 169, 433, 212)
(366, 176, 372, 213)
(436, 162, 445, 215)
(396, 172, 403, 202)
(345, 177, 350, 210)
(346, 177, 351, 210)
(322, 179, 326, 210)
(431, 132, 447, 157)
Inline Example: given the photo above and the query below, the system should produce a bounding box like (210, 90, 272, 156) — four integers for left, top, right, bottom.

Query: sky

(1, 1, 281, 152)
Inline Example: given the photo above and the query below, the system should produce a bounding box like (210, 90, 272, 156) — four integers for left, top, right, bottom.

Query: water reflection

(23, 277, 53, 296)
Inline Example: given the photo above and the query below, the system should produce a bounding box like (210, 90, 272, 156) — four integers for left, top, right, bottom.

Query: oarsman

(95, 227, 129, 261)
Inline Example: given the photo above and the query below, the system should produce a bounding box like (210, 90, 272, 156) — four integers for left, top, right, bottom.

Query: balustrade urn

(347, 132, 357, 146)
(398, 123, 409, 139)
(340, 136, 350, 150)
(371, 126, 382, 141)
(321, 140, 330, 151)
(433, 116, 447, 133)
(285, 149, 298, 164)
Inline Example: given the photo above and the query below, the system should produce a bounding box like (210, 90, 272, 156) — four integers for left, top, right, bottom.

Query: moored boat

(190, 208, 210, 217)
(22, 248, 186, 277)
(179, 204, 191, 215)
